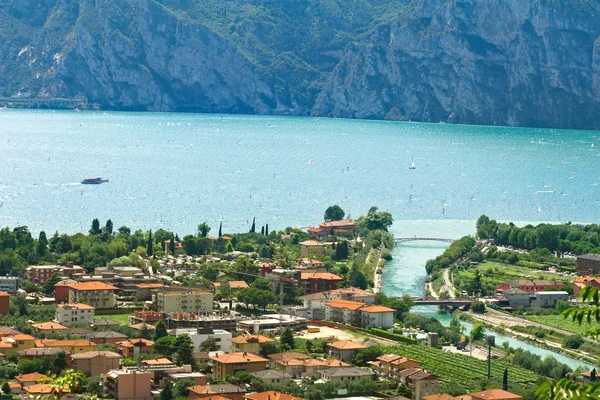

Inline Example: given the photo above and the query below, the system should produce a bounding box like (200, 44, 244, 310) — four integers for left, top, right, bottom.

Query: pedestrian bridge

(394, 237, 455, 244)
(411, 298, 473, 306)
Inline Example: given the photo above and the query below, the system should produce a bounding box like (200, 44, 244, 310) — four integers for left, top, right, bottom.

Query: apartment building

(327, 340, 367, 363)
(172, 328, 232, 352)
(55, 303, 95, 326)
(0, 277, 18, 293)
(229, 334, 274, 355)
(152, 287, 213, 313)
(103, 369, 153, 400)
(210, 352, 269, 381)
(71, 351, 122, 376)
(26, 263, 84, 285)
(69, 281, 118, 309)
(54, 279, 78, 304)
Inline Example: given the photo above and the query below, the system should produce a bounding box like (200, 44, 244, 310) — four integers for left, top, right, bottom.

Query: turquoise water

(0, 109, 599, 233)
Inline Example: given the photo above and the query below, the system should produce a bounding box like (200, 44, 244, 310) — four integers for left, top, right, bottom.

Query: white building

(55, 303, 95, 326)
(530, 291, 570, 308)
(324, 299, 395, 328)
(302, 287, 376, 320)
(0, 277, 18, 293)
(171, 328, 232, 353)
(359, 305, 395, 328)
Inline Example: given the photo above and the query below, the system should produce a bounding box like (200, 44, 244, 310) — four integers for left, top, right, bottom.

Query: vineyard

(524, 315, 598, 335)
(380, 343, 541, 390)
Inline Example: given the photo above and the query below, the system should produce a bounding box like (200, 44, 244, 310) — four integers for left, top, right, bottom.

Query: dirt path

(373, 246, 384, 293)
(440, 268, 456, 298)
(426, 282, 439, 299)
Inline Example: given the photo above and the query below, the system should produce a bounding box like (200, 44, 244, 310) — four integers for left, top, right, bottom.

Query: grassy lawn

(523, 314, 599, 335)
(95, 314, 130, 325)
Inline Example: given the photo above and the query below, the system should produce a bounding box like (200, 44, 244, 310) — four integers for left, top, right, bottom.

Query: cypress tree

(90, 218, 100, 235)
(261, 226, 265, 235)
(502, 368, 508, 391)
(147, 230, 153, 256)
(169, 237, 175, 255)
(105, 219, 113, 235)
(218, 222, 222, 238)
(250, 217, 256, 233)
(591, 368, 597, 382)
(265, 224, 269, 236)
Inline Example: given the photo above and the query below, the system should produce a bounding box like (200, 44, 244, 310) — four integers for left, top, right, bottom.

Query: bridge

(411, 297, 473, 307)
(394, 237, 455, 244)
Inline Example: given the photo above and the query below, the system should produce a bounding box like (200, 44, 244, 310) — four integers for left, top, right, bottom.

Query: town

(0, 209, 597, 399)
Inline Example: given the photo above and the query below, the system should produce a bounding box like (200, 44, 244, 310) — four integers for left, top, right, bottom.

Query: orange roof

(323, 359, 351, 367)
(31, 321, 68, 330)
(57, 303, 95, 309)
(23, 383, 65, 394)
(135, 283, 165, 289)
(54, 279, 78, 287)
(276, 358, 329, 367)
(0, 291, 9, 297)
(299, 240, 325, 247)
(15, 372, 49, 383)
(246, 391, 304, 400)
(377, 354, 403, 363)
(1, 334, 35, 342)
(360, 305, 395, 313)
(423, 395, 460, 400)
(327, 340, 367, 350)
(35, 339, 95, 348)
(188, 394, 229, 400)
(470, 389, 523, 400)
(301, 272, 343, 281)
(141, 357, 173, 366)
(8, 383, 20, 389)
(230, 334, 274, 345)
(70, 281, 118, 291)
(391, 356, 420, 366)
(228, 281, 249, 289)
(116, 338, 154, 348)
(320, 219, 357, 227)
(210, 352, 268, 364)
(326, 299, 364, 311)
(307, 227, 325, 233)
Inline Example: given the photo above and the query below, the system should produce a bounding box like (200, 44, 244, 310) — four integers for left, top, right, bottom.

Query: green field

(94, 314, 130, 325)
(524, 314, 599, 335)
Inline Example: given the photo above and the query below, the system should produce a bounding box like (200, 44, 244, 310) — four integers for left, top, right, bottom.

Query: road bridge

(394, 237, 455, 244)
(411, 298, 473, 307)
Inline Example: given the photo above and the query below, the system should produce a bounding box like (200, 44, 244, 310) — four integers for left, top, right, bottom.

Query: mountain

(1, 0, 599, 129)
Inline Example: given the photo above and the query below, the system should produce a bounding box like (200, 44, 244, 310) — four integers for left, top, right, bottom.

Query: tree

(153, 336, 176, 357)
(280, 327, 294, 348)
(36, 231, 48, 257)
(563, 334, 584, 349)
(174, 334, 197, 369)
(199, 337, 219, 352)
(154, 320, 168, 341)
(197, 223, 210, 238)
(324, 205, 345, 221)
(160, 382, 174, 400)
(250, 217, 256, 233)
(503, 368, 508, 391)
(220, 282, 232, 300)
(173, 379, 196, 398)
(53, 351, 68, 373)
(349, 265, 367, 289)
(352, 346, 384, 366)
(90, 218, 101, 235)
(147, 230, 153, 257)
(104, 219, 113, 235)
(555, 300, 571, 313)
(471, 323, 486, 341)
(471, 301, 486, 314)
(1, 382, 10, 394)
(218, 222, 222, 238)
(169, 238, 175, 255)
(43, 273, 63, 295)
(592, 368, 597, 383)
(261, 226, 265, 235)
(358, 207, 393, 232)
(265, 224, 269, 236)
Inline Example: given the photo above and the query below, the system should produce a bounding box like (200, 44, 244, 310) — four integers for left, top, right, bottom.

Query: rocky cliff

(1, 0, 600, 129)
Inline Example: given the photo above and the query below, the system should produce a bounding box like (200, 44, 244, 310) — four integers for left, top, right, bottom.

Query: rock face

(1, 0, 600, 129)
(314, 0, 600, 129)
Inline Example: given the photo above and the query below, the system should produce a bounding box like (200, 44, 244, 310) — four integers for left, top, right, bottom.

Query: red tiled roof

(299, 240, 325, 247)
(134, 283, 165, 289)
(246, 391, 304, 400)
(326, 299, 364, 311)
(301, 272, 343, 281)
(56, 303, 94, 309)
(319, 219, 357, 228)
(360, 305, 395, 313)
(327, 340, 367, 350)
(31, 322, 68, 330)
(15, 372, 49, 383)
(210, 352, 268, 364)
(70, 281, 118, 291)
(470, 389, 522, 400)
(230, 334, 274, 344)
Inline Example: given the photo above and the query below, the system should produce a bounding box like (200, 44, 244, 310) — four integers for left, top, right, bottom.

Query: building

(90, 331, 128, 345)
(69, 281, 118, 309)
(172, 328, 232, 352)
(237, 314, 308, 334)
(152, 287, 213, 313)
(169, 371, 208, 386)
(54, 303, 95, 326)
(130, 310, 162, 325)
(300, 272, 343, 293)
(188, 384, 246, 400)
(573, 276, 600, 297)
(0, 291, 9, 316)
(103, 369, 153, 400)
(229, 334, 274, 355)
(135, 283, 165, 301)
(250, 370, 292, 388)
(502, 288, 531, 308)
(529, 291, 570, 308)
(360, 305, 395, 328)
(327, 340, 367, 363)
(318, 219, 358, 236)
(402, 370, 439, 400)
(31, 321, 68, 333)
(299, 241, 329, 258)
(496, 279, 564, 293)
(18, 347, 68, 361)
(210, 352, 269, 381)
(164, 312, 238, 331)
(246, 391, 304, 400)
(26, 263, 84, 285)
(54, 279, 78, 304)
(15, 372, 49, 387)
(470, 389, 522, 400)
(368, 354, 421, 378)
(0, 276, 18, 293)
(317, 367, 374, 383)
(213, 281, 249, 292)
(93, 317, 121, 330)
(0, 334, 36, 354)
(35, 339, 96, 354)
(71, 351, 122, 376)
(301, 287, 375, 319)
(116, 338, 154, 358)
(576, 254, 600, 275)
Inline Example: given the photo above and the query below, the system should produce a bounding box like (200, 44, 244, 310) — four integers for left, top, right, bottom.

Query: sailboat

(409, 158, 416, 170)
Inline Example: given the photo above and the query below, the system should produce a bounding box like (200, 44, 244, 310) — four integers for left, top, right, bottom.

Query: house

(301, 287, 376, 319)
(18, 347, 69, 361)
(54, 279, 78, 304)
(0, 276, 18, 293)
(169, 371, 208, 386)
(90, 331, 128, 345)
(318, 219, 358, 236)
(55, 303, 95, 326)
(134, 283, 165, 301)
(15, 372, 49, 387)
(368, 354, 421, 378)
(71, 351, 122, 376)
(405, 370, 439, 400)
(103, 369, 153, 400)
(229, 334, 275, 355)
(503, 288, 531, 308)
(299, 241, 331, 258)
(116, 338, 154, 358)
(359, 305, 396, 328)
(69, 281, 119, 309)
(93, 317, 121, 330)
(327, 340, 367, 363)
(529, 291, 570, 308)
(172, 328, 232, 352)
(582, 370, 597, 384)
(31, 321, 68, 333)
(576, 254, 600, 275)
(272, 357, 331, 377)
(317, 367, 374, 383)
(21, 383, 65, 399)
(210, 352, 269, 381)
(188, 384, 246, 400)
(250, 370, 292, 388)
(35, 339, 96, 354)
(0, 291, 9, 316)
(152, 286, 213, 313)
(573, 276, 600, 297)
(0, 334, 36, 354)
(470, 389, 522, 400)
(246, 391, 304, 400)
(213, 281, 249, 292)
(26, 264, 84, 285)
(141, 357, 175, 368)
(496, 280, 564, 293)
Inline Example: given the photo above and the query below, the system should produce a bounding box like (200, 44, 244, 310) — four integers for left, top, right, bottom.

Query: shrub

(563, 334, 584, 349)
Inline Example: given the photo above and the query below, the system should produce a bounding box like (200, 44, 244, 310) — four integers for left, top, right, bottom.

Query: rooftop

(57, 303, 95, 309)
(318, 367, 374, 377)
(90, 331, 128, 339)
(70, 281, 118, 291)
(210, 352, 269, 364)
(299, 240, 326, 247)
(327, 340, 367, 350)
(251, 370, 292, 379)
(470, 389, 522, 399)
(22, 383, 56, 394)
(302, 272, 343, 281)
(31, 321, 68, 330)
(141, 357, 174, 366)
(230, 334, 275, 345)
(246, 391, 305, 400)
(360, 305, 395, 313)
(15, 372, 49, 383)
(71, 351, 122, 360)
(319, 219, 357, 227)
(188, 384, 246, 395)
(54, 279, 79, 287)
(135, 283, 165, 289)
(326, 299, 365, 311)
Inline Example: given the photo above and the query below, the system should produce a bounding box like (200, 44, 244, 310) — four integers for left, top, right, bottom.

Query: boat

(81, 177, 108, 185)
(409, 158, 416, 170)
